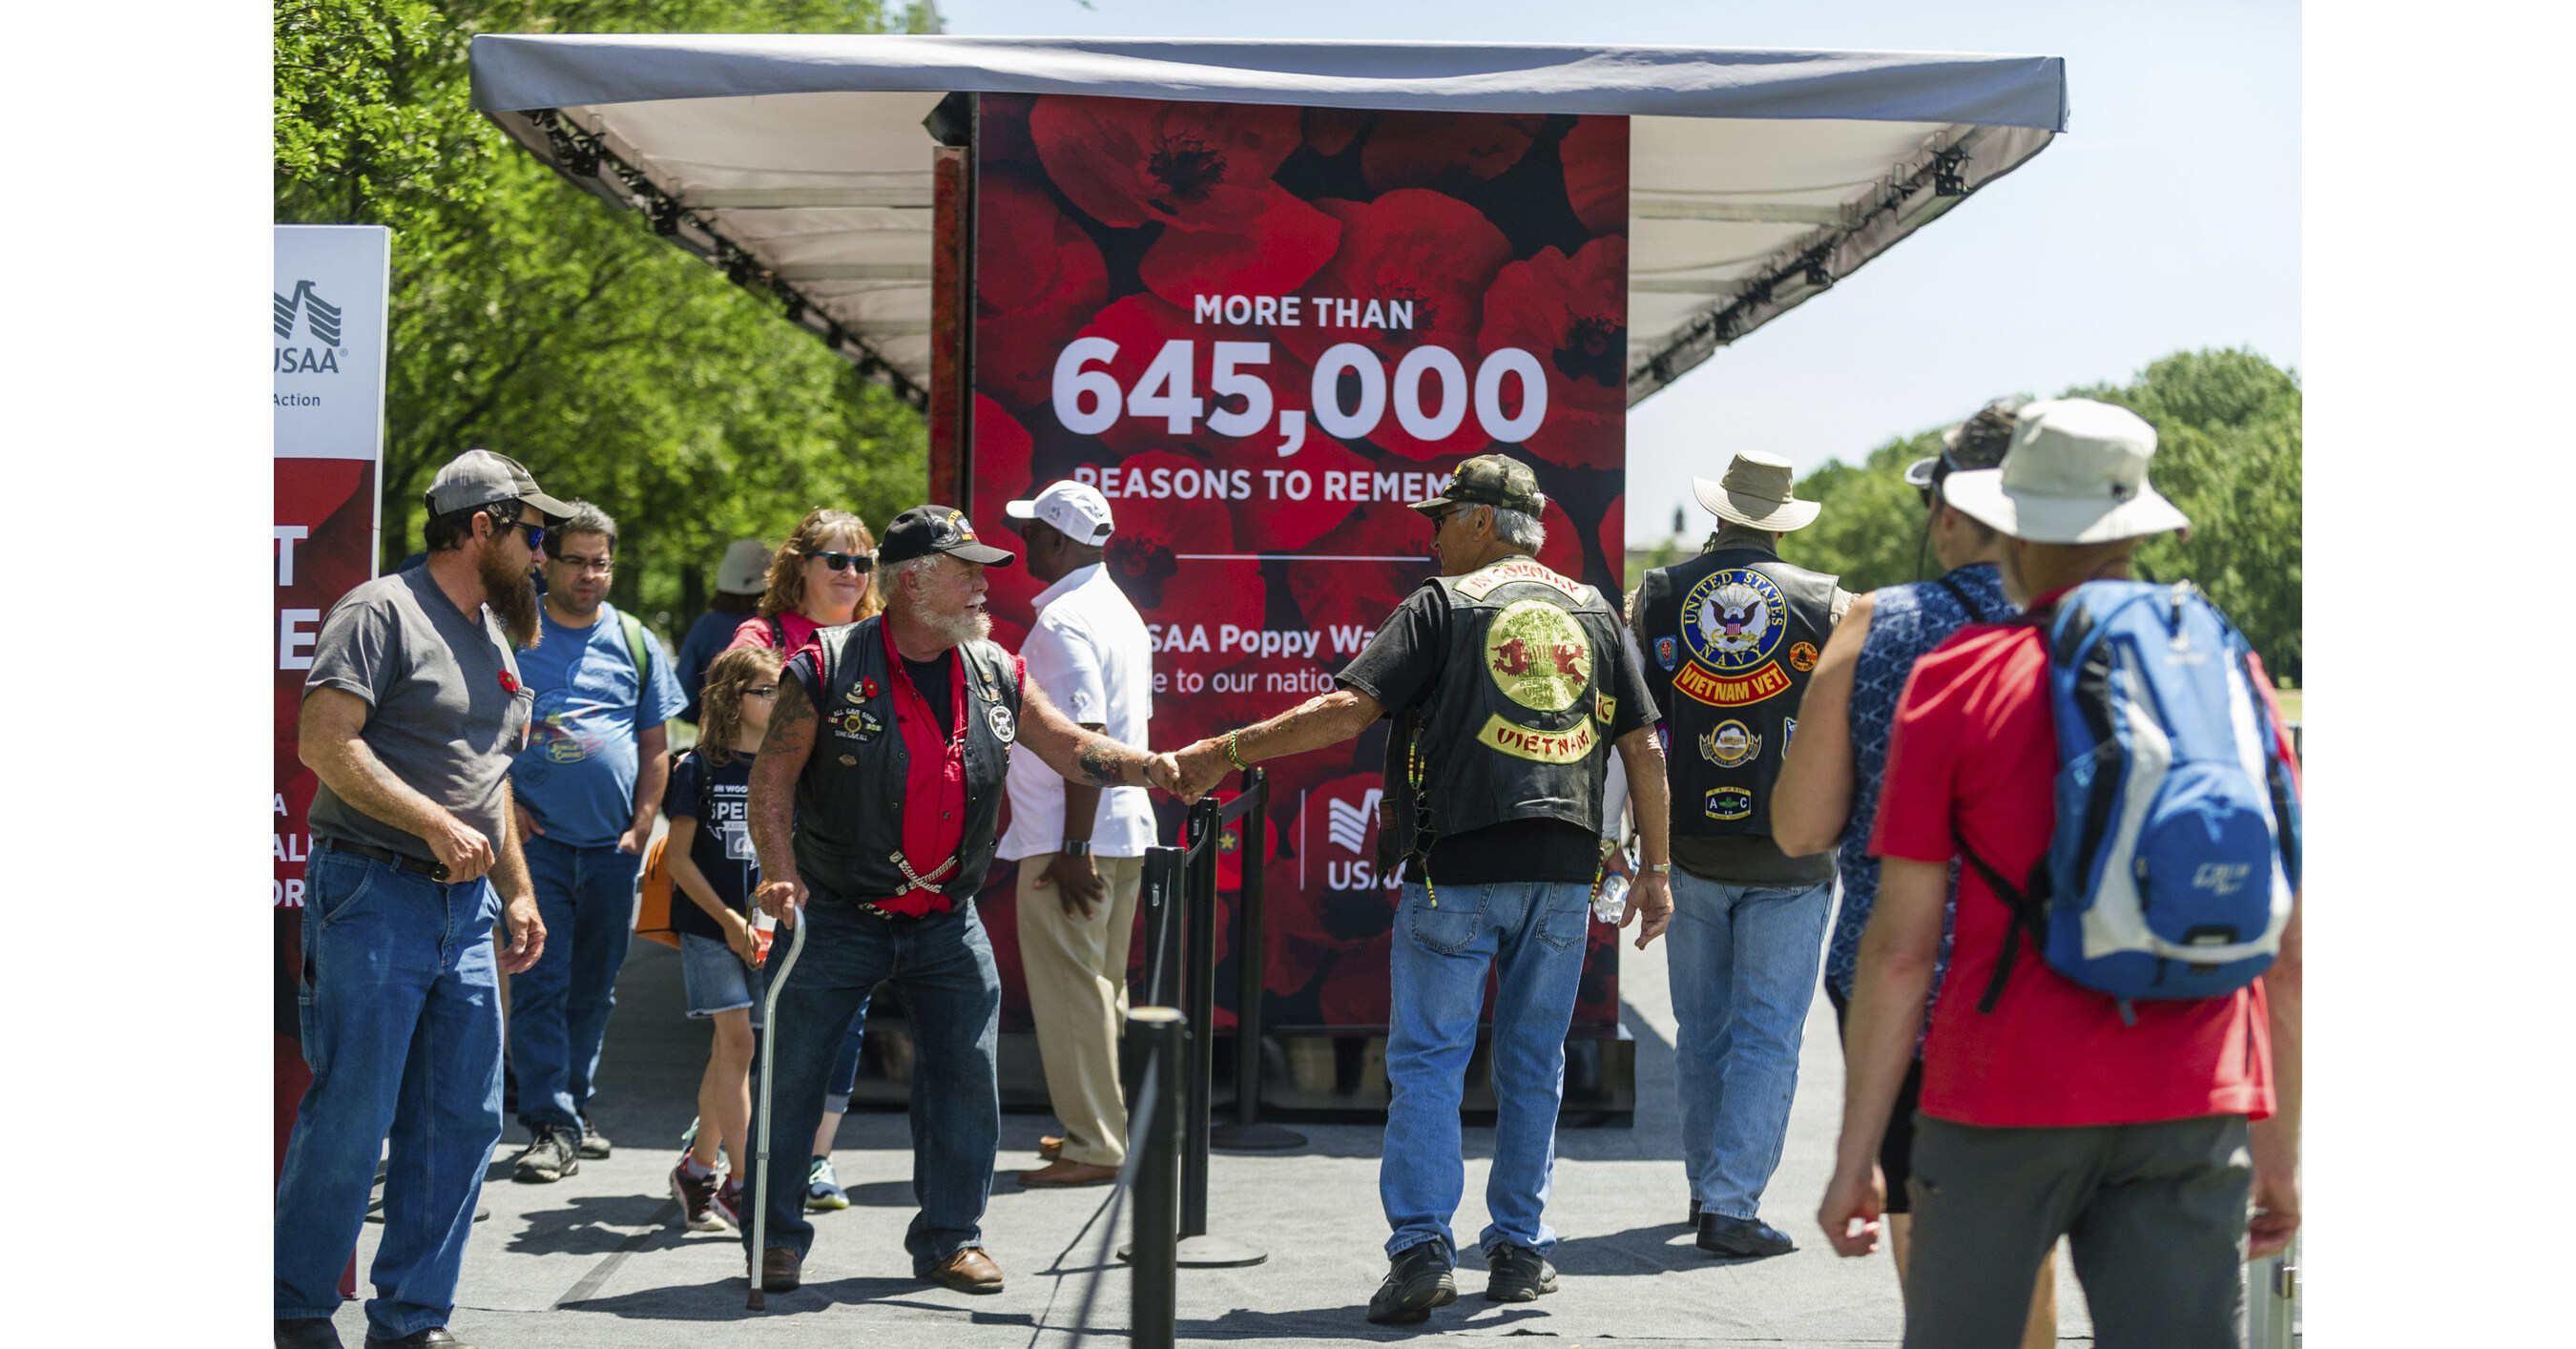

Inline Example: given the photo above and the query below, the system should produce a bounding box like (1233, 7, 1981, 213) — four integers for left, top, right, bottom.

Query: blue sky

(940, 0, 2300, 545)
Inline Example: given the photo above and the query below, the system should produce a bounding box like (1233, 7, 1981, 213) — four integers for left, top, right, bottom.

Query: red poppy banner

(972, 95, 1630, 1032)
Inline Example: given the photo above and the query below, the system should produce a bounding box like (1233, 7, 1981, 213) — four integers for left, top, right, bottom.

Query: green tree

(275, 0, 936, 636)
(1785, 348, 2302, 681)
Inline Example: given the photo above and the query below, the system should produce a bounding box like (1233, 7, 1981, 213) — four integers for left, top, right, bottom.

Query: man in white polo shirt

(999, 481, 1157, 1188)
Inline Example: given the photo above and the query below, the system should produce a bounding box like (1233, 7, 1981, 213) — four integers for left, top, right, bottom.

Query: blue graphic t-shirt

(1825, 563, 2014, 1000)
(509, 603, 688, 848)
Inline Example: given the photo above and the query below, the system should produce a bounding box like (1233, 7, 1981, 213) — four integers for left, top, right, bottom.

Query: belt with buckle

(315, 838, 450, 882)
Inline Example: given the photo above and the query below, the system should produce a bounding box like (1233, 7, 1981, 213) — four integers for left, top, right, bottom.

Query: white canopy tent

(469, 34, 2066, 410)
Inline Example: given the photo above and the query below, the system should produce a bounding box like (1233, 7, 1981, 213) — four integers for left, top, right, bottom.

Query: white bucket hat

(1693, 450, 1821, 532)
(715, 539, 772, 595)
(1940, 399, 2191, 545)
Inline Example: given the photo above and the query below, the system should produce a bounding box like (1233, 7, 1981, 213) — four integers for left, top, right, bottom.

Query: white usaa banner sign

(275, 225, 390, 463)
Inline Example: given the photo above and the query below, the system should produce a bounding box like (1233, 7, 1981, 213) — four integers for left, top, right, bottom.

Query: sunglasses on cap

(805, 550, 875, 573)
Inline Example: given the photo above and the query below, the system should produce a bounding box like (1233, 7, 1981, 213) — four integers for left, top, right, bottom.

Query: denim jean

(742, 897, 1000, 1267)
(275, 846, 505, 1339)
(509, 837, 639, 1134)
(823, 995, 874, 1116)
(1381, 880, 1591, 1260)
(1665, 871, 1833, 1221)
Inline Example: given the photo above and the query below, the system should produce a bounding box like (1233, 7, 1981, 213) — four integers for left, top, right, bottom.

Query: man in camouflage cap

(1170, 453, 1674, 1323)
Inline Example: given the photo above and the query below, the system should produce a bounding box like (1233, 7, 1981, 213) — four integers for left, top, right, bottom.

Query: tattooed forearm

(1078, 738, 1130, 787)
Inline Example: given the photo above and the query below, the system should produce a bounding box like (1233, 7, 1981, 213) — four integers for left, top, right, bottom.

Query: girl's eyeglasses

(744, 686, 779, 699)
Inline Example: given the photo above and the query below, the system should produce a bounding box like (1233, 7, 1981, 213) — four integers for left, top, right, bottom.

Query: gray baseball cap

(425, 448, 575, 522)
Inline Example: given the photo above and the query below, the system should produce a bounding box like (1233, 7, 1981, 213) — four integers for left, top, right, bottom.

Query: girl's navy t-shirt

(663, 748, 758, 942)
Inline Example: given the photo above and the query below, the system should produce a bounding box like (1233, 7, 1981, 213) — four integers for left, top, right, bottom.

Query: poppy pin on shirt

(499, 670, 521, 694)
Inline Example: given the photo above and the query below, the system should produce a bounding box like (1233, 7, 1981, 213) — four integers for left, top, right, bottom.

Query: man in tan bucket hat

(1630, 449, 1854, 1258)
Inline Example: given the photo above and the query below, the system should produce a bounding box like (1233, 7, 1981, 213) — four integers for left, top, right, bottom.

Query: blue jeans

(742, 898, 1000, 1267)
(1665, 871, 1833, 1221)
(275, 847, 504, 1339)
(1381, 880, 1591, 1260)
(509, 837, 639, 1134)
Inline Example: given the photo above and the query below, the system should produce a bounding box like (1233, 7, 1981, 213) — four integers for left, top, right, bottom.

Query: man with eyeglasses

(278, 448, 563, 1349)
(1164, 454, 1672, 1324)
(503, 500, 687, 1185)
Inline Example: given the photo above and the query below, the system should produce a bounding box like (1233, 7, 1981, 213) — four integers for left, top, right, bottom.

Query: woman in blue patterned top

(1774, 398, 2060, 1348)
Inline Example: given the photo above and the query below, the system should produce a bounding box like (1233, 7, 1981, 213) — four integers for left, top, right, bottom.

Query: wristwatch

(1060, 839, 1092, 857)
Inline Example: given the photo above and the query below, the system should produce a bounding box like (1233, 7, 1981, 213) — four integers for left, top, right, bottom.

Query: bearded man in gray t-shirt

(275, 449, 563, 1349)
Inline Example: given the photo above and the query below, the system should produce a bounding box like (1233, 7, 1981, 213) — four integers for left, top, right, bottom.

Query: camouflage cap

(1408, 454, 1546, 519)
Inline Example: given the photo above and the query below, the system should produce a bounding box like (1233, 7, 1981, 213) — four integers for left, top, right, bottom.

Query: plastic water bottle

(1591, 873, 1631, 924)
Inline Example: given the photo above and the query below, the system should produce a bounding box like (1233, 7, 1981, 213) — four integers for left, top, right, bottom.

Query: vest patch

(1485, 598, 1592, 712)
(1789, 641, 1819, 673)
(1594, 692, 1616, 725)
(1456, 557, 1587, 602)
(832, 707, 886, 741)
(987, 704, 1016, 744)
(1681, 567, 1789, 676)
(1699, 719, 1761, 768)
(1476, 712, 1597, 763)
(1654, 635, 1677, 670)
(1673, 659, 1794, 707)
(1704, 786, 1755, 820)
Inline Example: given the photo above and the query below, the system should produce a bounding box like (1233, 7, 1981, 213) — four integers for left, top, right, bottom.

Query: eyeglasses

(806, 550, 875, 573)
(1425, 508, 1457, 535)
(551, 552, 613, 574)
(745, 685, 779, 699)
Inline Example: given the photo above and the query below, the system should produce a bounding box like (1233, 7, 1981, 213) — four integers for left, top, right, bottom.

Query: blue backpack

(1960, 580, 2301, 1021)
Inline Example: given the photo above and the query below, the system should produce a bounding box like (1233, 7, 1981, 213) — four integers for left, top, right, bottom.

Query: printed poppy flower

(1536, 494, 1588, 579)
(975, 166, 1111, 410)
(1318, 931, 1396, 1025)
(1557, 115, 1629, 236)
(1276, 191, 1515, 460)
(1475, 235, 1628, 468)
(977, 93, 1041, 166)
(1285, 504, 1437, 649)
(1211, 418, 1368, 555)
(1301, 107, 1374, 158)
(1094, 449, 1265, 668)
(1360, 112, 1547, 195)
(1135, 190, 1340, 312)
(1596, 494, 1628, 606)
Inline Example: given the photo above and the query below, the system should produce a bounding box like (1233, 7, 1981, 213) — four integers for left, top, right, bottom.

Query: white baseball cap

(1939, 399, 2191, 545)
(1005, 480, 1115, 545)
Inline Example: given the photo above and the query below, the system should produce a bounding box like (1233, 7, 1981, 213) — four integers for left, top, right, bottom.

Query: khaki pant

(1014, 853, 1146, 1167)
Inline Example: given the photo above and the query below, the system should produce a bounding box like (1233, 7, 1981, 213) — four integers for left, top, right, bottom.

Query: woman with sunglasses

(726, 508, 883, 665)
(718, 505, 881, 1209)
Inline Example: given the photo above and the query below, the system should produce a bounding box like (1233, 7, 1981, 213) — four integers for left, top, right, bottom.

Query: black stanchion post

(1168, 796, 1268, 1268)
(1139, 845, 1184, 1007)
(1210, 768, 1305, 1152)
(1127, 1007, 1183, 1349)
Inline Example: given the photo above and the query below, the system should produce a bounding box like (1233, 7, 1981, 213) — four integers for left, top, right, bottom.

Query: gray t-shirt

(305, 568, 532, 863)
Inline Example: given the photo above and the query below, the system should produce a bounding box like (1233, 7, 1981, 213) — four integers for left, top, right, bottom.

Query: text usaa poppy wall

(968, 95, 1631, 1034)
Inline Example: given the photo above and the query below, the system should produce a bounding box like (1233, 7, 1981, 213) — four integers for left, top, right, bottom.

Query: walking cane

(745, 896, 809, 1312)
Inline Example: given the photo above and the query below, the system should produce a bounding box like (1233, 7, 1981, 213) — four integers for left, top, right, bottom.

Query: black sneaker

(1696, 1213, 1795, 1258)
(511, 1126, 579, 1183)
(577, 1117, 613, 1160)
(671, 1160, 727, 1232)
(1365, 1242, 1457, 1325)
(1484, 1242, 1559, 1301)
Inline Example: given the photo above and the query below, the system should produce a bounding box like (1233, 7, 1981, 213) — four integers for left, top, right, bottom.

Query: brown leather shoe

(920, 1246, 1005, 1294)
(759, 1246, 801, 1293)
(1020, 1158, 1119, 1188)
(1036, 1135, 1063, 1160)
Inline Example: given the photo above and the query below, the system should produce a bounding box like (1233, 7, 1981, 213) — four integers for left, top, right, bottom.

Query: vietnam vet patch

(1477, 713, 1597, 764)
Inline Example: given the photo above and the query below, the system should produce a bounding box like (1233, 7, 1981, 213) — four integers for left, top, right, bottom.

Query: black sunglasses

(806, 550, 875, 573)
(494, 518, 545, 551)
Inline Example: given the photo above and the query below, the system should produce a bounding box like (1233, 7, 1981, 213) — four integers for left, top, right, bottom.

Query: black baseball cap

(879, 506, 1016, 567)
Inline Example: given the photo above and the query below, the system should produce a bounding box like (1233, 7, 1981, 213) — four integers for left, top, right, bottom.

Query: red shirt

(728, 611, 826, 663)
(786, 641, 1026, 917)
(1869, 589, 2299, 1129)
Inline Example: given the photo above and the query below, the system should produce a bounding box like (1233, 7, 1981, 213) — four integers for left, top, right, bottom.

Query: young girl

(664, 646, 780, 1231)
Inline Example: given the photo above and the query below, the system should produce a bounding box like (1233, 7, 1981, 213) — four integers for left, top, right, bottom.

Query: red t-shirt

(1868, 589, 2299, 1129)
(728, 611, 825, 663)
(785, 639, 1026, 917)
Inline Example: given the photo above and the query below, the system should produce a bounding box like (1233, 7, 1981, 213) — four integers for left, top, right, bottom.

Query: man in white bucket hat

(1631, 449, 1855, 1258)
(1819, 399, 2303, 1349)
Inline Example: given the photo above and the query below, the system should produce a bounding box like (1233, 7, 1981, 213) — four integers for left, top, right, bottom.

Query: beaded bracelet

(1224, 728, 1250, 770)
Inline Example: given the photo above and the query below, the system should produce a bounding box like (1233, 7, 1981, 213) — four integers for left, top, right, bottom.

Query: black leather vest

(1635, 548, 1839, 838)
(792, 615, 1022, 903)
(1378, 557, 1624, 874)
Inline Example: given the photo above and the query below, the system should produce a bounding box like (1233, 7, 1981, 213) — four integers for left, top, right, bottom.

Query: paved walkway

(319, 927, 2097, 1346)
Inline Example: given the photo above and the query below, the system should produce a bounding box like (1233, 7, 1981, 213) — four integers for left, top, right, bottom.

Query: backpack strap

(1955, 824, 2052, 1014)
(616, 609, 652, 679)
(767, 614, 787, 653)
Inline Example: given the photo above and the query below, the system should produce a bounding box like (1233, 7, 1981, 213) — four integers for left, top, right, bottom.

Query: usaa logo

(273, 280, 345, 374)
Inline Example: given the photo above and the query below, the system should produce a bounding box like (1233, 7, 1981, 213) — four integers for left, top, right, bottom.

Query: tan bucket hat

(1693, 450, 1821, 532)
(1940, 398, 2191, 545)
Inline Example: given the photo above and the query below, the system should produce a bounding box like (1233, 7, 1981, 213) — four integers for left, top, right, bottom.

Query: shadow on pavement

(1545, 1220, 1706, 1277)
(505, 1193, 681, 1256)
(1175, 1302, 1555, 1341)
